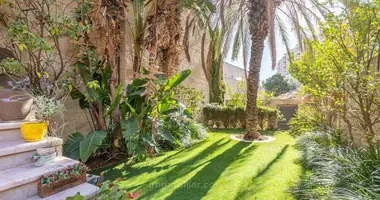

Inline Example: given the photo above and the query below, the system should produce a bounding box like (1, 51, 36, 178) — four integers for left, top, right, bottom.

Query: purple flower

(1, 98, 11, 103)
(7, 81, 13, 86)
(23, 77, 30, 84)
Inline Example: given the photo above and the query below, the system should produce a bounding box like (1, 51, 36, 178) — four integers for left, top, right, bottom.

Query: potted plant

(0, 58, 34, 121)
(21, 95, 65, 142)
(37, 163, 90, 198)
(0, 61, 67, 141)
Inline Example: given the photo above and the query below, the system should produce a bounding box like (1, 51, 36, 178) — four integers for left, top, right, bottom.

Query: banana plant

(63, 131, 107, 162)
(120, 69, 192, 160)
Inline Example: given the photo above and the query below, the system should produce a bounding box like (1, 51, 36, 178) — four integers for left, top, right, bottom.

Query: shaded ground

(94, 129, 302, 200)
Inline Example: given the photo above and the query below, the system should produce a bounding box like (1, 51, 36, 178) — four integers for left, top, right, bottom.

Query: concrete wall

(265, 99, 303, 109)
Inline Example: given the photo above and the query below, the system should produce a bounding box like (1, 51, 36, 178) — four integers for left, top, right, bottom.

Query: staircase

(0, 121, 99, 200)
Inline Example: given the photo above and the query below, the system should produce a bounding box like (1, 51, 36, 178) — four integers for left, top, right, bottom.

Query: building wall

(276, 45, 301, 77)
(223, 62, 246, 102)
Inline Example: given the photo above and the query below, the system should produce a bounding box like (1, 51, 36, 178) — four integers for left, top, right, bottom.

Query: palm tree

(145, 0, 214, 77)
(242, 0, 325, 140)
(184, 0, 242, 103)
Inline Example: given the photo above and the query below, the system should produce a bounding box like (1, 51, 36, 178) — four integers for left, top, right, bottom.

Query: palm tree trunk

(244, 0, 269, 140)
(210, 55, 224, 104)
(147, 0, 181, 77)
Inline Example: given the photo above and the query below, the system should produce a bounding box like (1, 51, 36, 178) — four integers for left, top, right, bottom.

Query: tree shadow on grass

(93, 138, 220, 182)
(164, 142, 252, 200)
(208, 128, 279, 137)
(96, 137, 232, 198)
(235, 144, 290, 199)
(253, 144, 289, 178)
(135, 138, 233, 199)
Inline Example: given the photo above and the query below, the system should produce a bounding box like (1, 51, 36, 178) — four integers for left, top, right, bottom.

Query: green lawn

(97, 130, 302, 200)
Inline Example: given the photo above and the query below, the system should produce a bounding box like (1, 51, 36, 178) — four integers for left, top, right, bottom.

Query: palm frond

(268, 0, 277, 70)
(231, 21, 242, 61)
(275, 14, 291, 57)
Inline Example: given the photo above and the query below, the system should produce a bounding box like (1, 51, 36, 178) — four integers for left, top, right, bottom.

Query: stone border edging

(230, 134, 276, 143)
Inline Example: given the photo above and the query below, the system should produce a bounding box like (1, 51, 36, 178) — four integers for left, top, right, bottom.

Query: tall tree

(262, 73, 293, 96)
(243, 0, 324, 140)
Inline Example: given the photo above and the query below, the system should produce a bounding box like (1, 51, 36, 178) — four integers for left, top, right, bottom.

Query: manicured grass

(96, 129, 302, 200)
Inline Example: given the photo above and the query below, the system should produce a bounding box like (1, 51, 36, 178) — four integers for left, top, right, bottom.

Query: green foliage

(0, 0, 81, 97)
(96, 181, 142, 200)
(66, 61, 204, 162)
(162, 70, 192, 92)
(289, 103, 330, 136)
(262, 73, 294, 96)
(257, 90, 275, 107)
(157, 115, 208, 149)
(66, 193, 85, 200)
(226, 80, 246, 107)
(63, 131, 107, 162)
(294, 131, 380, 200)
(0, 58, 26, 76)
(173, 86, 205, 117)
(33, 96, 65, 121)
(120, 119, 140, 155)
(66, 180, 142, 200)
(203, 104, 280, 130)
(226, 80, 273, 108)
(289, 1, 380, 151)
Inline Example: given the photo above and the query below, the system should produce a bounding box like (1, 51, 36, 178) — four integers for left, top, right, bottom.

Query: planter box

(38, 173, 86, 198)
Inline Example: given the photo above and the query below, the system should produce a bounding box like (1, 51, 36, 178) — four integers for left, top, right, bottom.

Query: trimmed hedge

(203, 104, 280, 130)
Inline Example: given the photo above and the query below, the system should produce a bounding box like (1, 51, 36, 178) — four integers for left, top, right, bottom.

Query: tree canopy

(262, 73, 294, 96)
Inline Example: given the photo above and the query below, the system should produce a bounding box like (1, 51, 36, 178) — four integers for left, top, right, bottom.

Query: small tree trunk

(267, 115, 277, 130)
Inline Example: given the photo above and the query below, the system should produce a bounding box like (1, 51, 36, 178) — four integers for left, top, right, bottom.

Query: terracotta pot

(0, 89, 33, 121)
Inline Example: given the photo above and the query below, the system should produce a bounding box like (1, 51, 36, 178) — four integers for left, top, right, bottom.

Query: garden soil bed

(87, 154, 127, 171)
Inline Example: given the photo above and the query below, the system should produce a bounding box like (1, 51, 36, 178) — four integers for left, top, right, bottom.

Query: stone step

(27, 183, 100, 200)
(0, 137, 63, 171)
(0, 157, 79, 200)
(0, 121, 24, 142)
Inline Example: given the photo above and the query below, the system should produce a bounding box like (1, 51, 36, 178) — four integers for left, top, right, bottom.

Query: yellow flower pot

(21, 122, 48, 142)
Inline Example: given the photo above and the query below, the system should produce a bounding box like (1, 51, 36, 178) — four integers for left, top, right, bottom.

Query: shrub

(289, 103, 330, 137)
(173, 86, 205, 118)
(156, 110, 208, 149)
(294, 131, 380, 200)
(203, 104, 280, 130)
